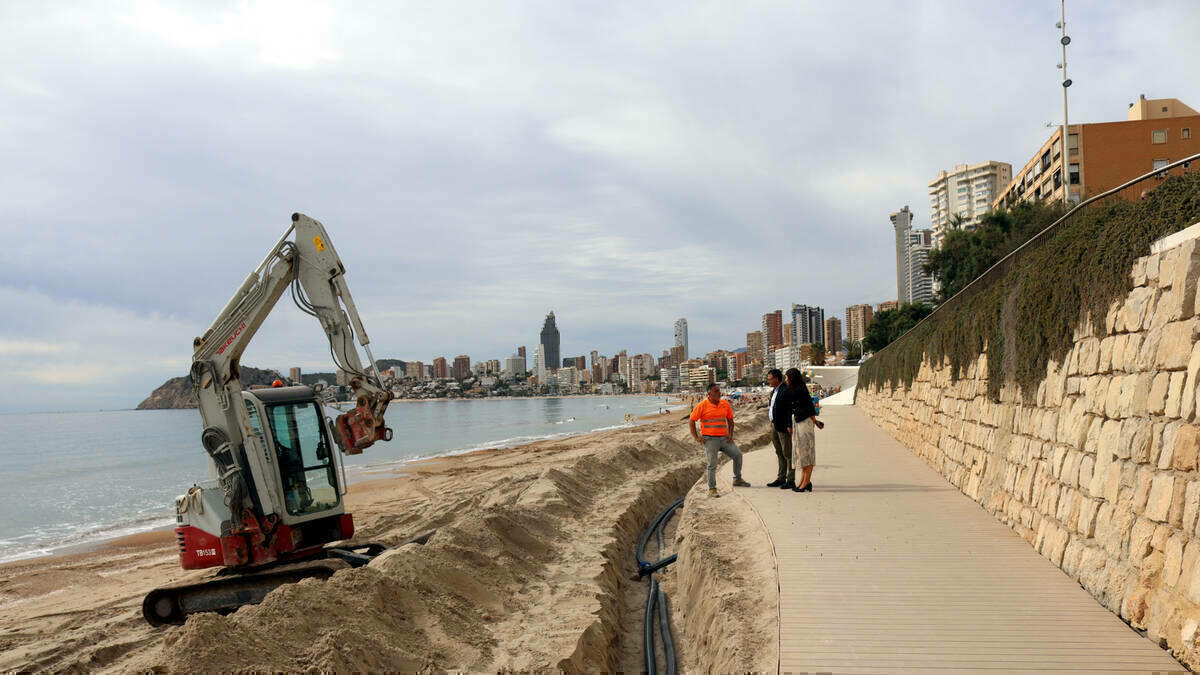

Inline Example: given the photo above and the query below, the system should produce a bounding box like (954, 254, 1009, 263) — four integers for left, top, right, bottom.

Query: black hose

(657, 584, 676, 675)
(639, 497, 684, 673)
(644, 577, 658, 675)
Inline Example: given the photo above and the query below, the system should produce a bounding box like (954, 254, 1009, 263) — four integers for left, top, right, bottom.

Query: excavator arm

(189, 212, 393, 530)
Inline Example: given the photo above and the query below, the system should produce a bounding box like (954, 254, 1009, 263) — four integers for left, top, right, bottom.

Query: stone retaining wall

(857, 229, 1200, 666)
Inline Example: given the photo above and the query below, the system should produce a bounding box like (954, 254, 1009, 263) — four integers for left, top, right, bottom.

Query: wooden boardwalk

(719, 405, 1183, 673)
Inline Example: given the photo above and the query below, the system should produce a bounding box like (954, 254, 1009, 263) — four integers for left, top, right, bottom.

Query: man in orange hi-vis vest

(689, 383, 750, 497)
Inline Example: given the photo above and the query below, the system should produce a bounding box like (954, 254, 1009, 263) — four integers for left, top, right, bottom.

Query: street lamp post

(1058, 0, 1072, 207)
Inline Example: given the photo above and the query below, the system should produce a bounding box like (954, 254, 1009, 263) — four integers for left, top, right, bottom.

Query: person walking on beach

(765, 369, 796, 490)
(785, 367, 823, 492)
(689, 383, 750, 497)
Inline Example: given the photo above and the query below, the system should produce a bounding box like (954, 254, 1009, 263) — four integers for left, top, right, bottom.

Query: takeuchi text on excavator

(142, 213, 394, 626)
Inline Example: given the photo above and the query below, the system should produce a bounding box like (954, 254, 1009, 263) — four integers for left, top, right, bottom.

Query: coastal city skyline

(1, 3, 1197, 413)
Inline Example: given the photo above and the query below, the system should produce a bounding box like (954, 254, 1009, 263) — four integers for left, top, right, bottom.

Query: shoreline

(0, 405, 687, 568)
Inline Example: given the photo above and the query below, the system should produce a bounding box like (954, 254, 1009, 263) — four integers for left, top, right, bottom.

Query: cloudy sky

(2, 1, 1197, 413)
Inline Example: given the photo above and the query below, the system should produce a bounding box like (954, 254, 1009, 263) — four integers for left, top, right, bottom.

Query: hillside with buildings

(136, 366, 285, 409)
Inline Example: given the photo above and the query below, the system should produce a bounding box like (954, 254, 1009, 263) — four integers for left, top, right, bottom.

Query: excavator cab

(245, 386, 343, 518)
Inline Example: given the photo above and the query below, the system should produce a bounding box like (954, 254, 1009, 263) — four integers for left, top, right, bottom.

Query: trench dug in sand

(0, 410, 778, 671)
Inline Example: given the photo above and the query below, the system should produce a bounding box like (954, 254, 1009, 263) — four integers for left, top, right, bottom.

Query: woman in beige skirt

(785, 367, 824, 492)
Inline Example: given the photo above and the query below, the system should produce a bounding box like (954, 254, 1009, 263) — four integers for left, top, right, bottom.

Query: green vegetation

(842, 340, 862, 360)
(925, 201, 1064, 303)
(863, 303, 932, 352)
(861, 173, 1200, 400)
(809, 342, 826, 366)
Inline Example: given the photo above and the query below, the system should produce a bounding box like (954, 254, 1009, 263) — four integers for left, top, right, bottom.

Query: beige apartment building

(994, 95, 1199, 210)
(927, 161, 1013, 244)
(845, 304, 873, 348)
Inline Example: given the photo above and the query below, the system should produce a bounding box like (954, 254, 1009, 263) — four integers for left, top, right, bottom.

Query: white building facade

(927, 161, 1013, 245)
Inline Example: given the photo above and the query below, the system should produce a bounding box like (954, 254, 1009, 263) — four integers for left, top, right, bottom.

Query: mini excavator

(142, 213, 393, 626)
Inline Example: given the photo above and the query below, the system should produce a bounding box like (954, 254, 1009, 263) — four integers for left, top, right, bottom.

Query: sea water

(0, 395, 674, 563)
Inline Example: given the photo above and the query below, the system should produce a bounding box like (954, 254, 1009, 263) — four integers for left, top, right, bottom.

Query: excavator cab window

(266, 401, 340, 516)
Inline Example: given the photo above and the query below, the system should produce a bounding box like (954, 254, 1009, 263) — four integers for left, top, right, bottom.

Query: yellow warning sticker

(313, 236, 326, 252)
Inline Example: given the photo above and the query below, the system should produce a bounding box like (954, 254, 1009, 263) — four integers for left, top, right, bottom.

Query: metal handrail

(867, 151, 1200, 362)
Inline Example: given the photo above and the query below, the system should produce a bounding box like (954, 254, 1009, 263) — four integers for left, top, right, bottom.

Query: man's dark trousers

(772, 428, 793, 482)
(769, 384, 795, 482)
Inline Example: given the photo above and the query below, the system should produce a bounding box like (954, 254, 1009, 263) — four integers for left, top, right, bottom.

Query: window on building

(1053, 139, 1061, 158)
(1040, 150, 1051, 170)
(1068, 163, 1080, 185)
(1067, 133, 1079, 152)
(1184, 128, 1192, 139)
(1152, 129, 1167, 144)
(1162, 106, 1169, 113)
(1053, 169, 1062, 189)
(1153, 159, 1169, 171)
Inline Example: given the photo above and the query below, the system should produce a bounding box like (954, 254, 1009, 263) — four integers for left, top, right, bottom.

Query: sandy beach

(0, 406, 774, 671)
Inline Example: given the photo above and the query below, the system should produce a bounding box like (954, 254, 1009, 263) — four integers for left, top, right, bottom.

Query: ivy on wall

(860, 173, 1200, 400)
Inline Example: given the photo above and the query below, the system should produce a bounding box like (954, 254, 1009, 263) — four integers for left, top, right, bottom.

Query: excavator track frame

(142, 543, 386, 626)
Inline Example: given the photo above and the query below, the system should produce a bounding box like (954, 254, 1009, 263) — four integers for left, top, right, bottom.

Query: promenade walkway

(721, 405, 1183, 673)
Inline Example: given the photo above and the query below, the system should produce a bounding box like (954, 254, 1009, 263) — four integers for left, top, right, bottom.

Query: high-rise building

(790, 304, 824, 346)
(540, 312, 560, 372)
(927, 161, 1013, 245)
(891, 206, 935, 306)
(289, 367, 302, 383)
(503, 355, 525, 378)
(590, 350, 599, 368)
(533, 344, 547, 385)
(573, 355, 586, 371)
(674, 318, 689, 361)
(824, 317, 842, 354)
(845, 304, 873, 348)
(336, 368, 348, 386)
(432, 357, 448, 379)
(518, 345, 526, 359)
(782, 323, 793, 347)
(761, 311, 783, 356)
(452, 355, 471, 380)
(994, 96, 1200, 212)
(877, 300, 900, 313)
(908, 230, 935, 306)
(406, 361, 425, 380)
(746, 331, 763, 364)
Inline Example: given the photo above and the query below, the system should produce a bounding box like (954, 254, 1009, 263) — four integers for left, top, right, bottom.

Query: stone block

(1133, 258, 1148, 287)
(1148, 372, 1171, 415)
(1104, 462, 1123, 504)
(1161, 248, 1179, 290)
(1170, 239, 1200, 318)
(1166, 535, 1186, 587)
(1130, 517, 1156, 563)
(1079, 454, 1095, 488)
(1098, 419, 1122, 459)
(1157, 319, 1200, 370)
(1138, 328, 1164, 372)
(1184, 342, 1200, 421)
(1120, 419, 1150, 462)
(1146, 474, 1176, 522)
(1111, 335, 1128, 372)
(1147, 252, 1162, 283)
(1175, 425, 1200, 472)
(1099, 337, 1115, 374)
(1167, 371, 1187, 419)
(1124, 333, 1145, 372)
(1134, 467, 1155, 512)
(1081, 338, 1102, 376)
(1105, 374, 1125, 417)
(1123, 286, 1156, 332)
(1185, 481, 1200, 534)
(1172, 480, 1189, 528)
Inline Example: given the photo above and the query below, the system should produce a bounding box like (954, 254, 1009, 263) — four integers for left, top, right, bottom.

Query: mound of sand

(2, 408, 775, 672)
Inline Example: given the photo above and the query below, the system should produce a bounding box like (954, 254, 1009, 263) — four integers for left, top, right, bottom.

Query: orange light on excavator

(272, 379, 284, 387)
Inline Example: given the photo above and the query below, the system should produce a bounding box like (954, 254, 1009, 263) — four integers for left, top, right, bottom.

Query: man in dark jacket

(766, 369, 795, 489)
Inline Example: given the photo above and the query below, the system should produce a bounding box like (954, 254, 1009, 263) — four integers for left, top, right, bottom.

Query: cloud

(1, 1, 1197, 411)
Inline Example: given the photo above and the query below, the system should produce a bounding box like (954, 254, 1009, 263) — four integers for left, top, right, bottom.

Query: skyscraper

(453, 355, 471, 379)
(791, 304, 825, 345)
(533, 344, 547, 384)
(824, 317, 842, 354)
(432, 357, 448, 379)
(540, 312, 560, 372)
(673, 318, 689, 361)
(928, 161, 1012, 244)
(746, 331, 763, 364)
(845, 305, 873, 347)
(289, 367, 301, 383)
(892, 206, 935, 306)
(761, 311, 783, 356)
